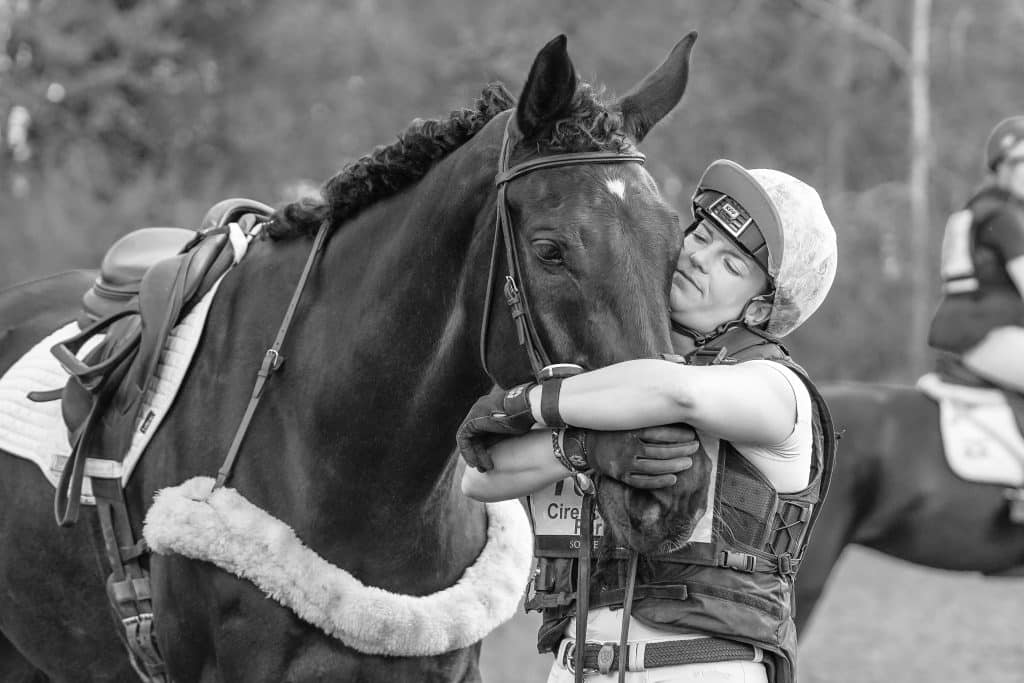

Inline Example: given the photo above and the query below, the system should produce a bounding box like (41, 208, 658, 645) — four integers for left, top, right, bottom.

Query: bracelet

(551, 429, 588, 473)
(561, 427, 590, 471)
(551, 429, 577, 473)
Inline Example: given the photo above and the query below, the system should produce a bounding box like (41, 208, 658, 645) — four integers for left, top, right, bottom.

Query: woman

(457, 159, 839, 683)
(930, 116, 1024, 392)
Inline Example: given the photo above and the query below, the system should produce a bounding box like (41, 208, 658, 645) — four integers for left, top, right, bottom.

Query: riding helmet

(691, 159, 838, 338)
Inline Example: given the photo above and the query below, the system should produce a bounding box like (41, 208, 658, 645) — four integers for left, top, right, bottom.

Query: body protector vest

(524, 326, 837, 683)
(930, 186, 1024, 354)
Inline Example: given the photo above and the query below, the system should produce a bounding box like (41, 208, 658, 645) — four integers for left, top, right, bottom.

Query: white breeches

(963, 326, 1024, 393)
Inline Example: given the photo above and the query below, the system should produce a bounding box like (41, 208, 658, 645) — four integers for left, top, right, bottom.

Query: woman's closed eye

(692, 224, 713, 242)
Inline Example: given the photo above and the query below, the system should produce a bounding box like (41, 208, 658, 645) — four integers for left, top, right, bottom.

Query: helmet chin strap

(670, 294, 773, 347)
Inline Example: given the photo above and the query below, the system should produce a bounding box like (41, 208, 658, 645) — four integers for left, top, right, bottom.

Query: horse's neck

(201, 148, 495, 559)
(312, 148, 497, 454)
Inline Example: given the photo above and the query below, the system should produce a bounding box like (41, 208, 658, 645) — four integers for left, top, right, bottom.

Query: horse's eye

(532, 239, 564, 265)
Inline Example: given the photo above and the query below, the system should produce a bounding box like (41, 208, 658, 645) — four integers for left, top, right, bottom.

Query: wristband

(540, 378, 567, 428)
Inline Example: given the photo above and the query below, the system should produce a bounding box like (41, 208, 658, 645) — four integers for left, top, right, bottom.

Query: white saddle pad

(917, 373, 1024, 487)
(0, 280, 222, 504)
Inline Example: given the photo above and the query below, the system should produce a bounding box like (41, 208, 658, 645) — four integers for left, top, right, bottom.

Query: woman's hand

(457, 384, 536, 471)
(579, 424, 700, 489)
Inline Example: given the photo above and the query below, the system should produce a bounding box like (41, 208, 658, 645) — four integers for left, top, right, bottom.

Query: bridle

(478, 114, 646, 383)
(478, 113, 648, 683)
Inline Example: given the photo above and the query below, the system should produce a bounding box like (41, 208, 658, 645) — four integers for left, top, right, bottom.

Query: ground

(480, 546, 1024, 683)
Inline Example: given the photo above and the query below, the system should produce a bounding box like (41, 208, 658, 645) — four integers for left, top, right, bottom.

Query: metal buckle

(503, 275, 521, 306)
(573, 472, 595, 496)
(562, 640, 577, 674)
(538, 363, 584, 381)
(777, 553, 798, 575)
(597, 643, 615, 674)
(689, 345, 728, 364)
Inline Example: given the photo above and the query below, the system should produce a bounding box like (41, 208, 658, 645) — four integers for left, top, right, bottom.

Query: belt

(557, 636, 761, 675)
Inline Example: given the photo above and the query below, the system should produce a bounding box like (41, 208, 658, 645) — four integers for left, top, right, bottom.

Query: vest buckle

(689, 345, 728, 365)
(720, 551, 757, 572)
(777, 553, 799, 575)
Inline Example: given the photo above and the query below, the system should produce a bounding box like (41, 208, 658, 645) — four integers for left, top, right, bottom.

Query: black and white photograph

(1, 2, 1022, 682)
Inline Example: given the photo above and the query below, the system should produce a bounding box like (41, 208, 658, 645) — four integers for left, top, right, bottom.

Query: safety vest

(524, 326, 837, 683)
(930, 186, 1024, 354)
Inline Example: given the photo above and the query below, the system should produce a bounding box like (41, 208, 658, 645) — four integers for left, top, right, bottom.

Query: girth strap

(91, 473, 168, 682)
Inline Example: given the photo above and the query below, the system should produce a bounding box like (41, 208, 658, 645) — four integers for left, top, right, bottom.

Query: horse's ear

(614, 31, 697, 144)
(516, 34, 577, 140)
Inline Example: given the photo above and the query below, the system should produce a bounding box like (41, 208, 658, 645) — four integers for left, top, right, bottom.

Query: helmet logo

(707, 197, 753, 239)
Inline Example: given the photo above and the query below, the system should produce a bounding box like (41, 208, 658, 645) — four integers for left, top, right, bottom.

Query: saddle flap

(134, 232, 233, 394)
(918, 372, 1024, 487)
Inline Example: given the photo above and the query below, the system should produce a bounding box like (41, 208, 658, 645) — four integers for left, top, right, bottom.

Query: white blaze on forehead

(605, 178, 626, 200)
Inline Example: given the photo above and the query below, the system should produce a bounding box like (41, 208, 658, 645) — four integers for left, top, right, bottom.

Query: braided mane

(266, 81, 632, 240)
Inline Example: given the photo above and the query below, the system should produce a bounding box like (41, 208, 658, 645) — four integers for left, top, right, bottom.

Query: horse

(0, 33, 702, 682)
(794, 380, 1024, 632)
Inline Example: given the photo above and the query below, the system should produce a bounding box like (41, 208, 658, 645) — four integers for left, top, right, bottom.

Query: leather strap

(540, 377, 566, 428)
(212, 221, 330, 490)
(91, 474, 168, 681)
(616, 551, 639, 682)
(573, 488, 595, 683)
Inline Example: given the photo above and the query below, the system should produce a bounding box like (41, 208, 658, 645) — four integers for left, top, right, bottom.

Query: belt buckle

(596, 643, 615, 674)
(561, 640, 577, 675)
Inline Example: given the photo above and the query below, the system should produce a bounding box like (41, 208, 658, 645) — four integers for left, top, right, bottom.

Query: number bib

(527, 479, 604, 558)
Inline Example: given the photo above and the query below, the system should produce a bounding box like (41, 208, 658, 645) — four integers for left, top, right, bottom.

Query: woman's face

(997, 140, 1024, 198)
(669, 219, 770, 333)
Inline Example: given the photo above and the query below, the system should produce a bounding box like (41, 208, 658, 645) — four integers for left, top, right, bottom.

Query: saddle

(33, 198, 274, 525)
(924, 359, 1024, 525)
(29, 198, 273, 683)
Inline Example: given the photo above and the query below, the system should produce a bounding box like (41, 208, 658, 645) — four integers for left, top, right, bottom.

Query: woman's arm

(526, 359, 797, 446)
(461, 430, 569, 502)
(460, 425, 699, 502)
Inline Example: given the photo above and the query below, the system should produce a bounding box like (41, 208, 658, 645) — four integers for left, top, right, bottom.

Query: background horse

(795, 381, 1024, 631)
(0, 34, 699, 682)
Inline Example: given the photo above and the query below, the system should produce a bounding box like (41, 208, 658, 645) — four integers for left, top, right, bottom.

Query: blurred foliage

(3, 0, 1024, 381)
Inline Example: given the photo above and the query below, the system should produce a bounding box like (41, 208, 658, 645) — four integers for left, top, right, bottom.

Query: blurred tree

(3, 0, 1024, 382)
